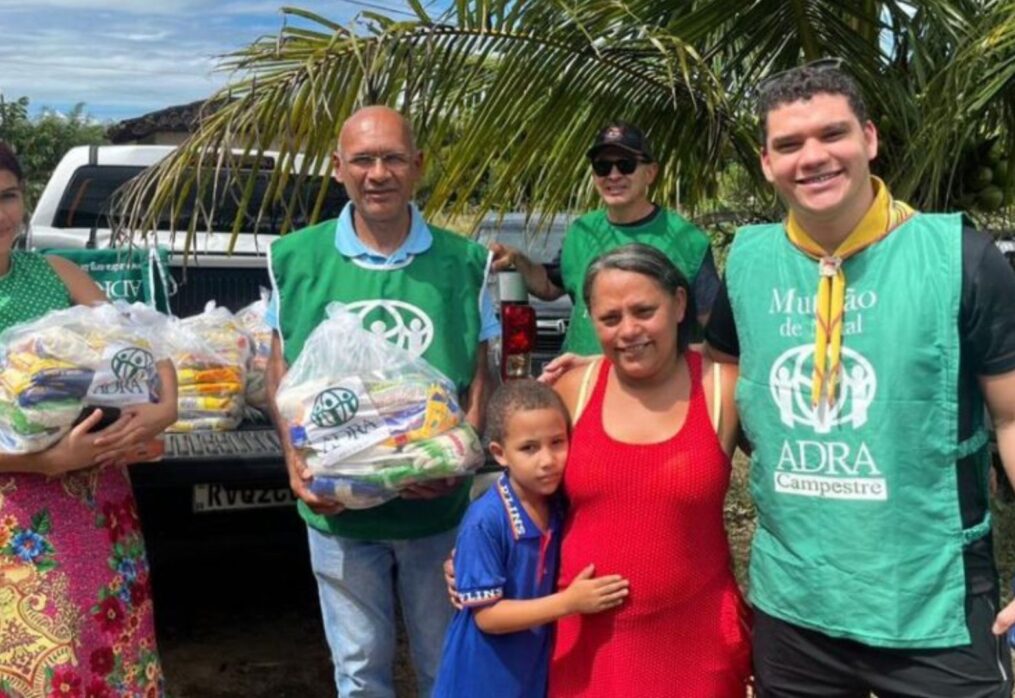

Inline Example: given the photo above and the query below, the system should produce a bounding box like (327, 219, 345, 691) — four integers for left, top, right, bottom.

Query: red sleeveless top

(550, 350, 751, 697)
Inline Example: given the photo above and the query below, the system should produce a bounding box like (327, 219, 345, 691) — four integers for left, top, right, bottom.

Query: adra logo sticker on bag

(311, 388, 359, 428)
(88, 345, 158, 403)
(768, 343, 886, 501)
(290, 376, 392, 469)
(111, 347, 155, 384)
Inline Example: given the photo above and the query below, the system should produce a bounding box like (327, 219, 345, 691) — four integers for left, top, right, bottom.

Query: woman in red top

(550, 243, 751, 697)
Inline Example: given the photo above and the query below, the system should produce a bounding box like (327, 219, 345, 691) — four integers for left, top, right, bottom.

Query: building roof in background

(108, 99, 226, 144)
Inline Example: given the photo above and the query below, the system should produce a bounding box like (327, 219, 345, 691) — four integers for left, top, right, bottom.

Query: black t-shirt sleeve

(960, 227, 1015, 376)
(693, 247, 721, 316)
(704, 278, 740, 356)
(544, 247, 564, 290)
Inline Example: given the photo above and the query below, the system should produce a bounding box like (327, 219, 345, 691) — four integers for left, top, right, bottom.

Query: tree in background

(118, 0, 1015, 252)
(0, 96, 108, 204)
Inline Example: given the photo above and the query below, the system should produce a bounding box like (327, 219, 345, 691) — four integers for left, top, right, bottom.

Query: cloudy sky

(0, 0, 447, 123)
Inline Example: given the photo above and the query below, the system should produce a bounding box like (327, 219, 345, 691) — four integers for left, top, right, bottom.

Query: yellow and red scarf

(785, 177, 916, 406)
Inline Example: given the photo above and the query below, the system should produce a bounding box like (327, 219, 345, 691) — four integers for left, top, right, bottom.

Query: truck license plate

(193, 484, 297, 512)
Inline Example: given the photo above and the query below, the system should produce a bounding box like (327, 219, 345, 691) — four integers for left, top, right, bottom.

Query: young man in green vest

(265, 106, 498, 697)
(489, 121, 719, 357)
(706, 63, 1015, 695)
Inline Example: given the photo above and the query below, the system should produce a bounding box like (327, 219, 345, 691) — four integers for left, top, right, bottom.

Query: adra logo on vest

(311, 388, 360, 428)
(769, 345, 876, 434)
(768, 344, 886, 502)
(345, 300, 434, 357)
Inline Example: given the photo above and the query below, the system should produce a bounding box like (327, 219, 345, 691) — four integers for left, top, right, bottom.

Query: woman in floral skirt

(0, 142, 178, 698)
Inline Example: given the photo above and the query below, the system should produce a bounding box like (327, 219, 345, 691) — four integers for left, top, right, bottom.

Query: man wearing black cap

(490, 120, 719, 355)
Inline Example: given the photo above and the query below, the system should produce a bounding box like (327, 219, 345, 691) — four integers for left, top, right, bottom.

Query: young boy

(432, 379, 630, 698)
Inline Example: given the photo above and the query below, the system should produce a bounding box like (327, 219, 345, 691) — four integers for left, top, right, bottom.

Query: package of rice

(165, 302, 250, 432)
(235, 289, 272, 412)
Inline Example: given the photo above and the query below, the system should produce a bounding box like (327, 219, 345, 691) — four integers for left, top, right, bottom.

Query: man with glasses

(265, 105, 499, 697)
(706, 61, 1015, 696)
(490, 121, 718, 356)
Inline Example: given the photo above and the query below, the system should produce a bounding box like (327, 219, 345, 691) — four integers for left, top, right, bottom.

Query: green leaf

(31, 510, 51, 535)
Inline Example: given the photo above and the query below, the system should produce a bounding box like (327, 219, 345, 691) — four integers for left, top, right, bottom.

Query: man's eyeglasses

(343, 152, 413, 172)
(757, 57, 845, 95)
(591, 157, 644, 177)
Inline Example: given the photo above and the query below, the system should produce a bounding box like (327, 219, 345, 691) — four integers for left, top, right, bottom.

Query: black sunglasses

(757, 57, 845, 95)
(591, 157, 644, 177)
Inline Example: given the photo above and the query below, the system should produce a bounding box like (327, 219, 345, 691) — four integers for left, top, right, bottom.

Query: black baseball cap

(586, 121, 654, 161)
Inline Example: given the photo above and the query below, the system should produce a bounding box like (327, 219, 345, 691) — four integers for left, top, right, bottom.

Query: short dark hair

(0, 142, 25, 185)
(485, 379, 570, 445)
(756, 64, 868, 143)
(582, 243, 695, 353)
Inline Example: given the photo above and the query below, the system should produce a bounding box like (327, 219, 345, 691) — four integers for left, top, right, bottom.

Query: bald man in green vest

(265, 106, 498, 697)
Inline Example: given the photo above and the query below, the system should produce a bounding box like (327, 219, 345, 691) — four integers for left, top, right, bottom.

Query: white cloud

(0, 0, 210, 14)
(0, 0, 438, 121)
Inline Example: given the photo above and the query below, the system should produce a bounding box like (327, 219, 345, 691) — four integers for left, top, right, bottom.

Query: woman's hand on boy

(562, 564, 629, 614)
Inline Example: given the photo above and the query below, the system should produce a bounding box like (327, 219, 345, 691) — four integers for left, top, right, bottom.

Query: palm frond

(116, 0, 1015, 251)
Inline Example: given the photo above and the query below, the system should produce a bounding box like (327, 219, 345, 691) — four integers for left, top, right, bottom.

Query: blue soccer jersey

(433, 474, 563, 698)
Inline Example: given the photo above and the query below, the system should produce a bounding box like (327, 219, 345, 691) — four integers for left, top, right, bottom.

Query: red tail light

(499, 269, 536, 380)
(501, 302, 536, 379)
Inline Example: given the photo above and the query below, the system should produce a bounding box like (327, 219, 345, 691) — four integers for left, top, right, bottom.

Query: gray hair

(581, 243, 695, 353)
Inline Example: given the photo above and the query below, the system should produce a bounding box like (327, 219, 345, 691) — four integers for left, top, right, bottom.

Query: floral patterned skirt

(0, 466, 162, 698)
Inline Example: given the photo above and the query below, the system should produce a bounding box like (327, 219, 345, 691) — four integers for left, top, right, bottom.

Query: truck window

(55, 165, 145, 230)
(53, 166, 347, 235)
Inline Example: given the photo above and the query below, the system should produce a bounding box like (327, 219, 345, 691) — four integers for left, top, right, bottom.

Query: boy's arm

(472, 594, 575, 635)
(471, 564, 628, 635)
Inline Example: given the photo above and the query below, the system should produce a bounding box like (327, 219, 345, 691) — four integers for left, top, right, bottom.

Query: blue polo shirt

(433, 474, 563, 698)
(264, 202, 500, 341)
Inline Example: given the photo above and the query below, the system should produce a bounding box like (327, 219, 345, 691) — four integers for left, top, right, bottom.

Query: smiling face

(761, 92, 877, 230)
(333, 107, 423, 227)
(490, 407, 569, 500)
(591, 146, 658, 212)
(0, 169, 25, 256)
(589, 268, 686, 379)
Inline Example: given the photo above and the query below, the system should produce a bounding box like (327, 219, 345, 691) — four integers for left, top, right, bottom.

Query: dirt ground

(151, 514, 419, 698)
(153, 455, 1015, 697)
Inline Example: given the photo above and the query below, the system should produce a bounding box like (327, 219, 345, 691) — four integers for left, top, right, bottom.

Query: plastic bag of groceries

(235, 288, 272, 412)
(164, 301, 251, 432)
(276, 303, 484, 509)
(0, 302, 167, 453)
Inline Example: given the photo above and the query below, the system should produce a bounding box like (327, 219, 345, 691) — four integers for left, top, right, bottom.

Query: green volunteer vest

(270, 219, 489, 540)
(559, 208, 710, 355)
(727, 213, 989, 648)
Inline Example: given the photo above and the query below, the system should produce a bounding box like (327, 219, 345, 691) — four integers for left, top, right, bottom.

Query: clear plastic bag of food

(236, 288, 272, 411)
(0, 302, 167, 453)
(276, 302, 483, 508)
(164, 301, 250, 432)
